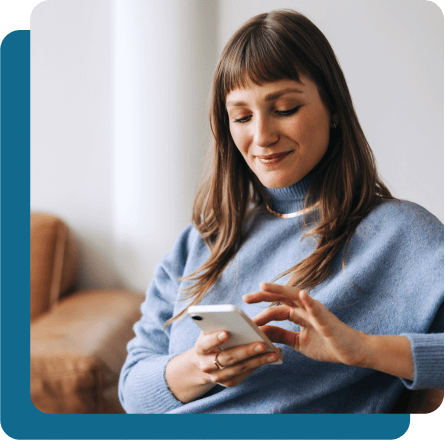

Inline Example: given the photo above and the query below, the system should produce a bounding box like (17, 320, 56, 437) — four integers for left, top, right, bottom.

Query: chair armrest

(392, 388, 444, 414)
(404, 389, 443, 413)
(31, 212, 79, 320)
(31, 288, 143, 413)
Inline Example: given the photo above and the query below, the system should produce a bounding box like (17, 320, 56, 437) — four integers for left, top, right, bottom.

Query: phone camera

(191, 315, 203, 321)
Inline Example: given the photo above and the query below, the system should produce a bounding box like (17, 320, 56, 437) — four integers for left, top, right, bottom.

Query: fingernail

(218, 332, 227, 341)
(254, 344, 265, 353)
(267, 355, 277, 362)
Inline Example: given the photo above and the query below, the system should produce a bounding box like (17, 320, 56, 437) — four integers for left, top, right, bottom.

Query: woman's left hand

(243, 282, 369, 367)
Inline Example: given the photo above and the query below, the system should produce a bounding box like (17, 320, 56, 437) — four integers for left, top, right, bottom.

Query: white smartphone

(187, 304, 283, 364)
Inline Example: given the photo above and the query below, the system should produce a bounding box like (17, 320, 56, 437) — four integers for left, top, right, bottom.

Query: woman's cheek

(232, 130, 249, 155)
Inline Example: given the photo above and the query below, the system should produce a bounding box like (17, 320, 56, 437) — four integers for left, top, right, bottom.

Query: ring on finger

(214, 352, 224, 370)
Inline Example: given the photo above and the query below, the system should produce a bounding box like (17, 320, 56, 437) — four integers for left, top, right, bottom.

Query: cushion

(30, 212, 79, 321)
(31, 288, 143, 413)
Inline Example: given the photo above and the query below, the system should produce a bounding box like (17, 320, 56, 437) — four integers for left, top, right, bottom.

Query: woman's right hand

(193, 330, 279, 388)
(165, 330, 279, 403)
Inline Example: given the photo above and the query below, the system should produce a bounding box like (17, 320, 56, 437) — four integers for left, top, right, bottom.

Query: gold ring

(214, 352, 224, 370)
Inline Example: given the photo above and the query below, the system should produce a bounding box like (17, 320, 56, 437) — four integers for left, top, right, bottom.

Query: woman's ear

(330, 114, 340, 129)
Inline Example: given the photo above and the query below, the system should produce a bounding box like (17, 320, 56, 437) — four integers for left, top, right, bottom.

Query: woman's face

(226, 77, 333, 189)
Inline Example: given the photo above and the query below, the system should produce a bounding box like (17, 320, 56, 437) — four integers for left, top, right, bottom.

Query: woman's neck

(263, 173, 313, 214)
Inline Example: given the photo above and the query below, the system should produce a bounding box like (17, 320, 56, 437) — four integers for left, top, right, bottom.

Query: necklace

(265, 202, 319, 219)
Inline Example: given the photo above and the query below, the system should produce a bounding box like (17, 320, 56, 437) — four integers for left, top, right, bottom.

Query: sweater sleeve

(399, 333, 443, 390)
(400, 303, 444, 390)
(383, 202, 444, 391)
(118, 225, 196, 413)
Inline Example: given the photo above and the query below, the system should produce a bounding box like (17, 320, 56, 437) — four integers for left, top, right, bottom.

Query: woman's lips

(256, 151, 292, 165)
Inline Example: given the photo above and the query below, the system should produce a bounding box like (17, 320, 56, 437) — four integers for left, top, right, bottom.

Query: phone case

(187, 304, 283, 364)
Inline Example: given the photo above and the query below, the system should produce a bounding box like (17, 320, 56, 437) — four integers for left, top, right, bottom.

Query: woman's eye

(276, 106, 301, 117)
(232, 106, 300, 123)
(233, 116, 251, 124)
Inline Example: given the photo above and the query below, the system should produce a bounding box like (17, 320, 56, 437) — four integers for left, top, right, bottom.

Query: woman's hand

(243, 282, 369, 367)
(243, 282, 414, 380)
(165, 328, 279, 403)
(193, 330, 279, 387)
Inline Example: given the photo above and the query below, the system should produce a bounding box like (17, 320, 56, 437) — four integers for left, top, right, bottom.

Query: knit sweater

(118, 175, 444, 413)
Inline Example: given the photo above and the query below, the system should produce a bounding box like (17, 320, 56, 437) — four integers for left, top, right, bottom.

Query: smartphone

(187, 304, 283, 364)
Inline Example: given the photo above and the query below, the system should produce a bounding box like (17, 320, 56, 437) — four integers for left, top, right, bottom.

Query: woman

(118, 9, 443, 414)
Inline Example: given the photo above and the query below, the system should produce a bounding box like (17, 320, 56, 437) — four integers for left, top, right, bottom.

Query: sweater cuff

(400, 333, 444, 390)
(127, 354, 184, 413)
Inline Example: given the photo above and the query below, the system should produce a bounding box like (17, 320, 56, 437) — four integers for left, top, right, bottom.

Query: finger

(244, 282, 302, 306)
(259, 282, 298, 296)
(252, 305, 290, 325)
(215, 341, 269, 369)
(217, 368, 256, 388)
(195, 330, 229, 355)
(243, 291, 287, 304)
(259, 325, 299, 349)
(299, 290, 313, 311)
(253, 305, 308, 328)
(298, 290, 334, 329)
(243, 291, 301, 309)
(211, 352, 279, 387)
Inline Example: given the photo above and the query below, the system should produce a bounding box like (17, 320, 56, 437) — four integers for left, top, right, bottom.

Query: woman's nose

(254, 117, 279, 148)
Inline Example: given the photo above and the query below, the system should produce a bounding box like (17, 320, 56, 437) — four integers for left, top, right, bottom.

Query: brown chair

(391, 388, 443, 414)
(30, 212, 143, 413)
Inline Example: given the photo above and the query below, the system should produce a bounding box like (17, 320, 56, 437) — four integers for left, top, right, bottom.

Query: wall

(31, 0, 217, 291)
(31, 0, 118, 288)
(31, 0, 443, 292)
(111, 0, 217, 291)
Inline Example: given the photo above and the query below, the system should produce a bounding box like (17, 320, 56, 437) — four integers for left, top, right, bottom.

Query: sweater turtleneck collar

(263, 173, 313, 215)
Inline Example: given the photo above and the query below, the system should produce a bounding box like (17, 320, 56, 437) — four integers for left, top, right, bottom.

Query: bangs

(219, 24, 303, 97)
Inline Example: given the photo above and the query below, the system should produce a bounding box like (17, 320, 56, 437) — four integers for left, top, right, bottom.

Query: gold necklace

(265, 202, 319, 219)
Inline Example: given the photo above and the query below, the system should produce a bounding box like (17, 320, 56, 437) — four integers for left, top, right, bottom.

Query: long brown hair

(166, 9, 393, 326)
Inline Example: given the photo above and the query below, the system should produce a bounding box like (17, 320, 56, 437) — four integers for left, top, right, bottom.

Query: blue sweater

(119, 175, 444, 413)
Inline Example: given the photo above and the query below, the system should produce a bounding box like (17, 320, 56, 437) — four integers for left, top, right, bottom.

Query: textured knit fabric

(119, 174, 444, 413)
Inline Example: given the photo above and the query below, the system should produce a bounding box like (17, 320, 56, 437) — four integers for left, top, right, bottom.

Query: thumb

(299, 290, 340, 333)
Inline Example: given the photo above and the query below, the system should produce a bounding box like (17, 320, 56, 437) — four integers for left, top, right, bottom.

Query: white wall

(111, 0, 217, 291)
(31, 0, 119, 289)
(31, 0, 217, 291)
(31, 0, 443, 292)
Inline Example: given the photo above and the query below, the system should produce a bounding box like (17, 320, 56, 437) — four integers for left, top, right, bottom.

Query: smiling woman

(118, 9, 443, 414)
(227, 78, 332, 189)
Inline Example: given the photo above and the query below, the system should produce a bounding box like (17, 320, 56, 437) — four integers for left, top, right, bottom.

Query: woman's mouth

(256, 151, 292, 165)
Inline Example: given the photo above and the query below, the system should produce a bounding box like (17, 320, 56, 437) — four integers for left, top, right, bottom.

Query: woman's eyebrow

(226, 88, 303, 107)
